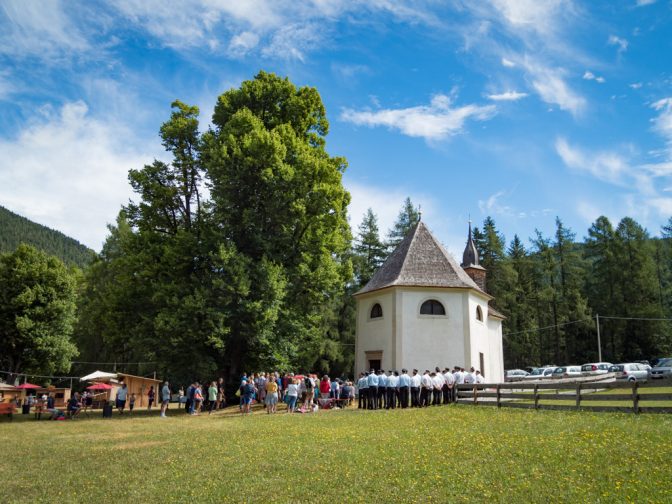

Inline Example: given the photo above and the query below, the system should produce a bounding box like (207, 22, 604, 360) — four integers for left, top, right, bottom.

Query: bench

(0, 402, 17, 420)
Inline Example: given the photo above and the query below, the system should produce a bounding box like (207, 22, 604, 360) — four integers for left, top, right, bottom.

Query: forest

(1, 72, 671, 387)
(0, 204, 95, 268)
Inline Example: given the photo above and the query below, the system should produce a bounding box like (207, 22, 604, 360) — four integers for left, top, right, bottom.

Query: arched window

(420, 299, 445, 315)
(476, 306, 483, 321)
(370, 303, 383, 319)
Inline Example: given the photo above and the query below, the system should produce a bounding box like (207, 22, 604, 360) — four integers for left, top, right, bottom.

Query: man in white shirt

(432, 367, 445, 405)
(410, 370, 421, 408)
(474, 370, 485, 384)
(420, 370, 432, 407)
(443, 368, 455, 404)
(463, 367, 474, 385)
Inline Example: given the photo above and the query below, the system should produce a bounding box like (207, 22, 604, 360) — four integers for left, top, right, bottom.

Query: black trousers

(378, 386, 386, 409)
(387, 388, 397, 409)
(443, 384, 451, 404)
(420, 388, 430, 407)
(359, 389, 368, 409)
(399, 386, 409, 408)
(432, 388, 442, 405)
(411, 387, 420, 407)
(368, 386, 378, 409)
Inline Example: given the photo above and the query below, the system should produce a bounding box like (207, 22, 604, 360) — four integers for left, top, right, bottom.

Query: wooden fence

(456, 378, 672, 414)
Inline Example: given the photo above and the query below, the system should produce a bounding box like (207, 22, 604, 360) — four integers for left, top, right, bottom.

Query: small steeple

(461, 219, 479, 268)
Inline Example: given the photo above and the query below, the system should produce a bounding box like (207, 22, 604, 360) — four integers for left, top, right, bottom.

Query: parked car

(505, 369, 529, 382)
(580, 362, 613, 376)
(552, 366, 582, 379)
(650, 358, 672, 380)
(609, 363, 649, 382)
(522, 367, 545, 380)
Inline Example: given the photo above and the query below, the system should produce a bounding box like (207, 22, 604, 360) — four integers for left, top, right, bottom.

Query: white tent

(80, 370, 118, 382)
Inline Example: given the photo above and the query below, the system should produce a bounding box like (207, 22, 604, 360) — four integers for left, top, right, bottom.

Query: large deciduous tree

(76, 72, 353, 383)
(0, 244, 79, 380)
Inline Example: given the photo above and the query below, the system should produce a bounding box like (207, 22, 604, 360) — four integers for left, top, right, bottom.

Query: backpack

(304, 377, 313, 390)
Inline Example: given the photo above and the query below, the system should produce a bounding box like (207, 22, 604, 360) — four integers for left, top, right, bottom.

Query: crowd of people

(9, 365, 485, 420)
(356, 366, 484, 409)
(237, 372, 356, 415)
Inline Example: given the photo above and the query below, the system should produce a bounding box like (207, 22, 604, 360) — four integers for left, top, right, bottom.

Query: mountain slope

(0, 205, 95, 268)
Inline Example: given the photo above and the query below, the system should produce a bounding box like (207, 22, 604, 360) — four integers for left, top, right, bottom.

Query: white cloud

(556, 136, 672, 220)
(478, 190, 513, 216)
(261, 23, 323, 62)
(636, 0, 656, 6)
(583, 71, 605, 83)
(0, 0, 89, 58)
(488, 0, 572, 38)
(227, 31, 259, 57)
(629, 82, 643, 89)
(524, 60, 586, 115)
(608, 35, 629, 53)
(331, 63, 371, 80)
(501, 57, 516, 67)
(111, 0, 437, 59)
(555, 137, 628, 183)
(344, 179, 468, 255)
(0, 101, 155, 250)
(341, 94, 496, 141)
(486, 90, 528, 101)
(651, 97, 672, 142)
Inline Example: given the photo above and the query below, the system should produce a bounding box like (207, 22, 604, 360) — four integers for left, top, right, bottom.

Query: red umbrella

(87, 383, 113, 390)
(16, 383, 40, 389)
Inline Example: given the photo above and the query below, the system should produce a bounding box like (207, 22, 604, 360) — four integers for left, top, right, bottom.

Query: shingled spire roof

(355, 221, 486, 296)
(461, 221, 483, 269)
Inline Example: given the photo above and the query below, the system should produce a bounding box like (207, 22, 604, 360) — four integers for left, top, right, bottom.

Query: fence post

(473, 385, 478, 405)
(575, 383, 581, 410)
(632, 381, 639, 414)
(533, 384, 539, 410)
(496, 384, 501, 408)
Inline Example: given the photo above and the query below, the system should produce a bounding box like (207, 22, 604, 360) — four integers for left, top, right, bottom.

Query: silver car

(580, 362, 613, 376)
(650, 358, 672, 380)
(505, 369, 529, 382)
(552, 366, 582, 379)
(609, 363, 649, 382)
(523, 367, 556, 380)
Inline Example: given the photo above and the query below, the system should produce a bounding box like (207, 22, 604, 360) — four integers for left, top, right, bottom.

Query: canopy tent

(80, 370, 118, 382)
(16, 383, 40, 389)
(86, 383, 113, 390)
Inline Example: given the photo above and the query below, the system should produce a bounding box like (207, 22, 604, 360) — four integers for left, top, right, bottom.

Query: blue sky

(1, 1, 671, 255)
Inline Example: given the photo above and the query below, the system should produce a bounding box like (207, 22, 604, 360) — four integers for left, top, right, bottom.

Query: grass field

(2, 403, 671, 503)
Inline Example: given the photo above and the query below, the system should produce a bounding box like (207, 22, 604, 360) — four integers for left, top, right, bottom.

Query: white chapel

(354, 221, 505, 382)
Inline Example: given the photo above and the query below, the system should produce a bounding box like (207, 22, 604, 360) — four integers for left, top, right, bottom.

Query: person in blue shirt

(357, 373, 368, 409)
(398, 369, 411, 408)
(377, 369, 387, 410)
(366, 369, 379, 410)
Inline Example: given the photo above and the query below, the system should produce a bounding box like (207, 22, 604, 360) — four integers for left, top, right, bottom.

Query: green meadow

(1, 404, 671, 503)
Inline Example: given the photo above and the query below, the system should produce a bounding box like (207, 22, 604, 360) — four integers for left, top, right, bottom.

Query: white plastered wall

(398, 287, 467, 373)
(355, 290, 394, 376)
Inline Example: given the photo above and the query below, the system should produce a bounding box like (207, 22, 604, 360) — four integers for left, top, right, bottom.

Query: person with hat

(398, 369, 410, 408)
(366, 369, 379, 410)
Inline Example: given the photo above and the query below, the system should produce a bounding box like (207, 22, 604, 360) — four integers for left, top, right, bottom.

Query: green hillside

(0, 205, 95, 268)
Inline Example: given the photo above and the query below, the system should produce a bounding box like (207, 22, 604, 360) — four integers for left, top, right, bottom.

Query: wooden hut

(117, 373, 162, 408)
(35, 387, 71, 408)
